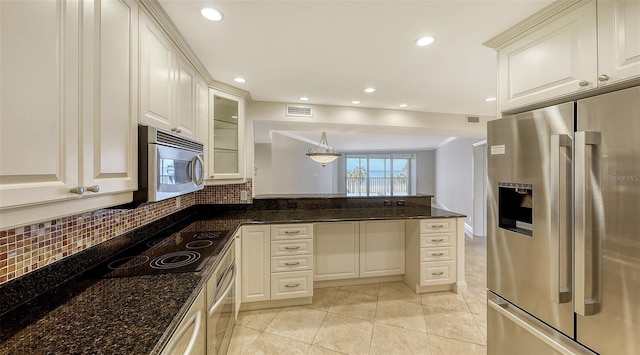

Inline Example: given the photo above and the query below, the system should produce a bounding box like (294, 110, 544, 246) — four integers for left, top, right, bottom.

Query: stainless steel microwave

(134, 125, 204, 203)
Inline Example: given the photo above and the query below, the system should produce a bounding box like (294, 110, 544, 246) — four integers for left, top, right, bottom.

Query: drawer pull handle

(432, 224, 445, 228)
(284, 262, 300, 266)
(285, 283, 300, 288)
(431, 253, 445, 256)
(284, 246, 301, 250)
(432, 272, 444, 276)
(431, 238, 445, 242)
(284, 230, 301, 235)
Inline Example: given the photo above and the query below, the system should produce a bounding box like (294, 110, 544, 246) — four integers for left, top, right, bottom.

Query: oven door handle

(208, 264, 236, 316)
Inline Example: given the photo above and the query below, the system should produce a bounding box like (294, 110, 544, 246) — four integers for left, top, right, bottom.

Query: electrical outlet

(396, 200, 405, 206)
(240, 190, 248, 201)
(383, 200, 392, 206)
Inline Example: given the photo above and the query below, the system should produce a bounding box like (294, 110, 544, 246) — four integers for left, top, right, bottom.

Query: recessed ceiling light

(399, 104, 408, 108)
(299, 97, 309, 101)
(352, 100, 361, 104)
(364, 88, 376, 93)
(201, 7, 223, 22)
(485, 97, 497, 102)
(415, 36, 435, 47)
(233, 77, 246, 83)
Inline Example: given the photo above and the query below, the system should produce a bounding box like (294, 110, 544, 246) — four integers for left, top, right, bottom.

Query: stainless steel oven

(135, 125, 204, 203)
(206, 241, 235, 355)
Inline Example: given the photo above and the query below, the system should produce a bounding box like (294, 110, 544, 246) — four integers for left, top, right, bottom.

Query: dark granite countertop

(232, 206, 464, 224)
(0, 204, 463, 355)
(254, 193, 434, 199)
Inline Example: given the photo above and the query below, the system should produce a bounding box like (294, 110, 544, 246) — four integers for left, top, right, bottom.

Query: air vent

(286, 105, 313, 117)
(156, 130, 204, 152)
(466, 116, 480, 124)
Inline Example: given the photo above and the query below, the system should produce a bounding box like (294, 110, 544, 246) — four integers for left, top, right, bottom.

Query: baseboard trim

(314, 275, 403, 289)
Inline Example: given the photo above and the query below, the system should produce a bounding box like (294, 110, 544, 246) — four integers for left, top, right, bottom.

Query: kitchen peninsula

(0, 195, 465, 354)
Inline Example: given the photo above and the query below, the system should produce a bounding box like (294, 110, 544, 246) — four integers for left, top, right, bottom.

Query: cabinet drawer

(420, 233, 453, 247)
(420, 261, 454, 286)
(271, 224, 313, 240)
(271, 239, 313, 256)
(271, 255, 313, 272)
(271, 270, 313, 300)
(420, 247, 453, 262)
(420, 219, 454, 233)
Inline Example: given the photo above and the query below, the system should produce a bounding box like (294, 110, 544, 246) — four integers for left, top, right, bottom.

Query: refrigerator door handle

(488, 297, 589, 354)
(575, 131, 601, 316)
(550, 134, 572, 304)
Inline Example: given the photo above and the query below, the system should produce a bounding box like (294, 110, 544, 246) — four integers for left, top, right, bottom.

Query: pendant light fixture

(306, 132, 342, 167)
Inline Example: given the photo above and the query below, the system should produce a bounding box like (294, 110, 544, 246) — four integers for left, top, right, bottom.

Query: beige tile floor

(228, 235, 487, 355)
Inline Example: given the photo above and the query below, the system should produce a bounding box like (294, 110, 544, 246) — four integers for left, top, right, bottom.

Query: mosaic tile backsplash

(0, 180, 252, 285)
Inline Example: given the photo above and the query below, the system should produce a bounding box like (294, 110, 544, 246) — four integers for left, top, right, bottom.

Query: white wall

(253, 143, 272, 195)
(472, 143, 487, 237)
(266, 132, 336, 194)
(434, 138, 484, 228)
(416, 150, 436, 195)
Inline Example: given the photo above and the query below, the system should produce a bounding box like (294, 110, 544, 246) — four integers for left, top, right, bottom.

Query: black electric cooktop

(103, 229, 229, 277)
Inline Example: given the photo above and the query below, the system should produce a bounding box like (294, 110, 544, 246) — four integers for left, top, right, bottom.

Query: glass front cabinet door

(209, 89, 245, 181)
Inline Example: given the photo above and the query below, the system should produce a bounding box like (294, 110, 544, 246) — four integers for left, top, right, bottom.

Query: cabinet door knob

(70, 187, 85, 195)
(598, 74, 609, 82)
(284, 283, 300, 288)
(432, 238, 445, 242)
(284, 230, 300, 235)
(578, 80, 590, 87)
(432, 253, 445, 256)
(284, 262, 300, 266)
(86, 185, 100, 193)
(432, 272, 444, 276)
(284, 246, 301, 250)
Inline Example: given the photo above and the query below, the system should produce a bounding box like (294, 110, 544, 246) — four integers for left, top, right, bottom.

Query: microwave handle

(192, 155, 205, 185)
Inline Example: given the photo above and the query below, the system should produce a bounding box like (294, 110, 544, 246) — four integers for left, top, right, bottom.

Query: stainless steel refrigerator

(487, 85, 640, 354)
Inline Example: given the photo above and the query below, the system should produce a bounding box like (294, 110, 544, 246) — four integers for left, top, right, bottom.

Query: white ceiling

(159, 0, 553, 150)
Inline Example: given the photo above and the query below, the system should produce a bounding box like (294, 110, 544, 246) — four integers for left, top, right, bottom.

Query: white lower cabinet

(240, 224, 314, 306)
(269, 224, 314, 300)
(404, 218, 465, 293)
(161, 289, 206, 355)
(240, 225, 270, 303)
(271, 270, 313, 300)
(420, 261, 454, 285)
(314, 220, 405, 282)
(314, 222, 360, 281)
(234, 231, 242, 319)
(359, 220, 405, 277)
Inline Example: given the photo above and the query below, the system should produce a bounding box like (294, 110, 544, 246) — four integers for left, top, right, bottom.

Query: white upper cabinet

(208, 89, 245, 182)
(175, 57, 196, 138)
(195, 78, 210, 142)
(489, 0, 640, 113)
(139, 12, 172, 130)
(597, 0, 640, 86)
(139, 12, 196, 140)
(0, 0, 137, 229)
(497, 2, 598, 112)
(81, 0, 139, 197)
(0, 0, 81, 209)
